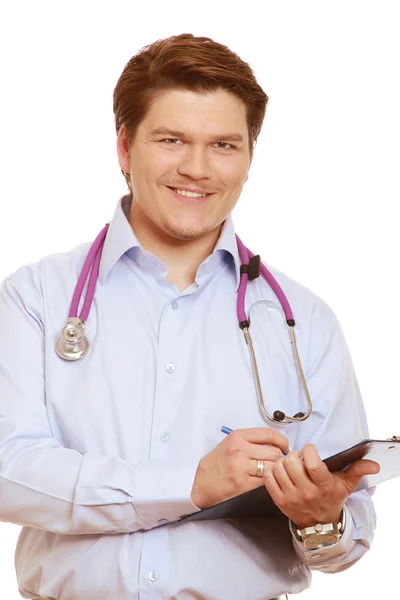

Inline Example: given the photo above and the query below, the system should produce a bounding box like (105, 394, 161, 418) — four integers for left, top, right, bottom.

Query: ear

(116, 125, 131, 173)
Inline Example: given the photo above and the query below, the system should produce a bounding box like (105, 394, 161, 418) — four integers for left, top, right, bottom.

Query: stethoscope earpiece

(273, 411, 286, 422)
(272, 411, 306, 423)
(55, 225, 313, 424)
(236, 233, 313, 425)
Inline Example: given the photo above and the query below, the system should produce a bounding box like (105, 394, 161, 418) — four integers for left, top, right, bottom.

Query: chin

(164, 220, 212, 241)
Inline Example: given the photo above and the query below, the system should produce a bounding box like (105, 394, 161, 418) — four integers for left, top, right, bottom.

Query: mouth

(165, 186, 214, 205)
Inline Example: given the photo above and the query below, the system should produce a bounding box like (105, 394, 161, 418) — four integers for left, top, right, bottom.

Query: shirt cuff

(290, 504, 356, 566)
(131, 460, 201, 528)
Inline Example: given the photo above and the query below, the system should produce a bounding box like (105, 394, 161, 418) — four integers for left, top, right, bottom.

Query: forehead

(141, 88, 248, 135)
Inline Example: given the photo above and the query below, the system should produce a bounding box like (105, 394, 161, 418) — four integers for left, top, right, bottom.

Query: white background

(0, 1, 399, 598)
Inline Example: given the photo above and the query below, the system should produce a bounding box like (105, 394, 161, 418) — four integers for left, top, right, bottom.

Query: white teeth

(173, 188, 207, 198)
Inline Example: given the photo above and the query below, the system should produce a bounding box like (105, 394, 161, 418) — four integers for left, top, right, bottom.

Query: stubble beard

(163, 220, 214, 242)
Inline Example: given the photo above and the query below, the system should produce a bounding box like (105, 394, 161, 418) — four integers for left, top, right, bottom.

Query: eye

(162, 138, 181, 144)
(215, 142, 233, 149)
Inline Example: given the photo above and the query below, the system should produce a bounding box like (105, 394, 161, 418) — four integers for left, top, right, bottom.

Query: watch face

(304, 532, 340, 549)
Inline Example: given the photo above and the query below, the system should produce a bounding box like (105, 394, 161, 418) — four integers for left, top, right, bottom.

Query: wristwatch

(293, 508, 346, 549)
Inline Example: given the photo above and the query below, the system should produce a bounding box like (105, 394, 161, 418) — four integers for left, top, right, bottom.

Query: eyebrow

(149, 127, 244, 144)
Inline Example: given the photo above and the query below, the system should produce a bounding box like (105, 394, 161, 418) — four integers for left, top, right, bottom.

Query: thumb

(338, 459, 380, 493)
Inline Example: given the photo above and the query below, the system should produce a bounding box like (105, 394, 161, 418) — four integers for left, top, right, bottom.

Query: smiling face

(117, 88, 252, 242)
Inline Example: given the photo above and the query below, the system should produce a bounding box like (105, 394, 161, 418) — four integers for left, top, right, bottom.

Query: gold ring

(256, 459, 265, 477)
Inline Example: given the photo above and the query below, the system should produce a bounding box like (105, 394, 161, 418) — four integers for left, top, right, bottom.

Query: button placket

(138, 524, 169, 594)
(150, 296, 183, 459)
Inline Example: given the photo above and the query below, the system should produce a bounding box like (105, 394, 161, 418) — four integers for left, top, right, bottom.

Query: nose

(177, 145, 212, 181)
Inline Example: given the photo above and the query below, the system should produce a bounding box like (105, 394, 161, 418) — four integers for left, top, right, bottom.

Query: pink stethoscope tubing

(55, 224, 312, 424)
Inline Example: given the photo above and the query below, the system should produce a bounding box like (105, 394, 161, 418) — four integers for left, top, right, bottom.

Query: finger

(249, 459, 267, 478)
(264, 467, 285, 506)
(301, 443, 331, 486)
(338, 459, 380, 493)
(247, 444, 284, 462)
(247, 455, 282, 479)
(347, 459, 380, 477)
(282, 451, 315, 488)
(248, 458, 278, 479)
(237, 428, 290, 454)
(272, 458, 296, 493)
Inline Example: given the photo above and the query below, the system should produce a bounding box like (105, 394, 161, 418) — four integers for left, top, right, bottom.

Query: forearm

(0, 433, 200, 535)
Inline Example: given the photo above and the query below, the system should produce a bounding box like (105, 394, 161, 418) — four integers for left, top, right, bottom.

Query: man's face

(118, 88, 252, 241)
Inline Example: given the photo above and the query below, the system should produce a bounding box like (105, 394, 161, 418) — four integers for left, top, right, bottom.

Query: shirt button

(171, 300, 179, 310)
(160, 432, 170, 442)
(148, 570, 158, 582)
(165, 363, 176, 374)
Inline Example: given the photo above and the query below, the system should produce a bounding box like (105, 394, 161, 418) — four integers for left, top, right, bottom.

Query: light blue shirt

(0, 195, 375, 599)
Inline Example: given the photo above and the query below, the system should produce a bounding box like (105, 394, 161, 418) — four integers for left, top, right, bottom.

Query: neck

(128, 200, 223, 291)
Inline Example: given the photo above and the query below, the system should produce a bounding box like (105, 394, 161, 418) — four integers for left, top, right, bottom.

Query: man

(0, 33, 378, 600)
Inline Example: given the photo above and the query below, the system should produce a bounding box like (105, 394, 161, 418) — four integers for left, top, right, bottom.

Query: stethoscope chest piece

(55, 224, 313, 423)
(56, 317, 89, 361)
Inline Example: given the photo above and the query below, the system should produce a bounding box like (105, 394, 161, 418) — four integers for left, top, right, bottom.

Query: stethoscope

(56, 223, 312, 424)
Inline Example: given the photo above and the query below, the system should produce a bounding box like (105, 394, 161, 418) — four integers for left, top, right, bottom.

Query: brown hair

(113, 33, 269, 192)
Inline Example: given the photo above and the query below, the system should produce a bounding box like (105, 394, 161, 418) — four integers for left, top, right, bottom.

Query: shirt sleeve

(290, 492, 376, 572)
(286, 300, 377, 572)
(0, 273, 200, 535)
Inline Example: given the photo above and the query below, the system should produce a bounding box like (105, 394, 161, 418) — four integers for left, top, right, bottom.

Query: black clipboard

(179, 438, 400, 524)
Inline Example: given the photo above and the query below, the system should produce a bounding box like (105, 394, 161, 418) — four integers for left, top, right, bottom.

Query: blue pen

(221, 426, 233, 435)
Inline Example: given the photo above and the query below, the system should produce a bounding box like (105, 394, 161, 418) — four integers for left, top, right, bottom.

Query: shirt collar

(209, 212, 241, 291)
(98, 195, 140, 286)
(98, 195, 242, 290)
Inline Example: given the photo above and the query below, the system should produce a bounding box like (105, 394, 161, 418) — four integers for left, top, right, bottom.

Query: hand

(263, 443, 380, 529)
(191, 428, 290, 509)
